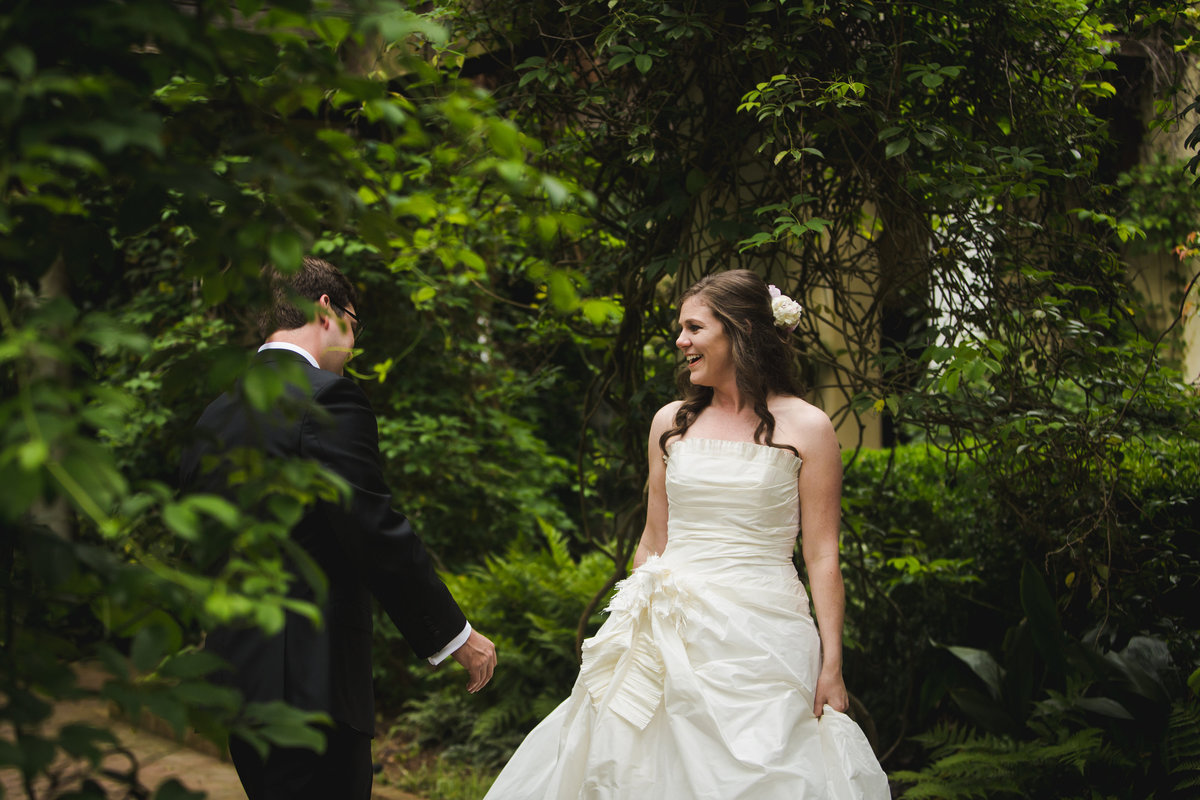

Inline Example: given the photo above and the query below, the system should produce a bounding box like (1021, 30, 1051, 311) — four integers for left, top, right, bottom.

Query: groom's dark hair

(259, 256, 359, 337)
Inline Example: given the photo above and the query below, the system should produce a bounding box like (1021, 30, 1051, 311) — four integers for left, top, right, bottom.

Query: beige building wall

(1184, 281, 1200, 386)
(1128, 55, 1200, 386)
(676, 145, 886, 453)
(807, 269, 884, 454)
(1129, 250, 1200, 384)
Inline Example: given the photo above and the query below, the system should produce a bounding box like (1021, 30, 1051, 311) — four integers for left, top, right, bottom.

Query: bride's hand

(813, 668, 849, 717)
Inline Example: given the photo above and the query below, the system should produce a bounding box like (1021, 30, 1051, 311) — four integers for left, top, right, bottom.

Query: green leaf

(315, 15, 352, 47)
(130, 622, 170, 673)
(457, 248, 486, 273)
(885, 137, 911, 158)
(0, 462, 42, 521)
(635, 54, 652, 74)
(738, 232, 774, 252)
(254, 602, 286, 635)
(487, 119, 521, 158)
(242, 702, 331, 751)
(5, 45, 36, 79)
(1020, 562, 1066, 676)
(153, 778, 208, 800)
(369, 8, 448, 45)
(169, 680, 241, 711)
(411, 285, 437, 307)
(242, 366, 284, 413)
(142, 689, 188, 737)
(268, 230, 304, 272)
(187, 495, 240, 528)
(0, 737, 25, 769)
(17, 439, 48, 470)
(204, 590, 254, 622)
(266, 494, 304, 529)
(2, 686, 52, 727)
(17, 735, 56, 776)
(157, 650, 228, 680)
(580, 298, 623, 326)
(609, 52, 633, 70)
(87, 113, 165, 156)
(546, 271, 579, 311)
(1073, 697, 1133, 719)
(258, 722, 327, 751)
(358, 209, 396, 255)
(163, 502, 200, 541)
(948, 687, 1018, 736)
(541, 175, 569, 207)
(393, 194, 438, 223)
(944, 645, 1005, 698)
(56, 723, 117, 762)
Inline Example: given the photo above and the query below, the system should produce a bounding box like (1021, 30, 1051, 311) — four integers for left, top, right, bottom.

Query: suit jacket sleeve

(302, 375, 467, 659)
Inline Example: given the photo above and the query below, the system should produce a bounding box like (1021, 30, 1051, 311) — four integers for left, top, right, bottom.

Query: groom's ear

(313, 294, 333, 326)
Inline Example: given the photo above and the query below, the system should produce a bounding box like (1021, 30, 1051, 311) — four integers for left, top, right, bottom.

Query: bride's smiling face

(676, 296, 734, 387)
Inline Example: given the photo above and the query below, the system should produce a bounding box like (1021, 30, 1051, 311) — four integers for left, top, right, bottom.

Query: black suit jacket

(180, 349, 467, 735)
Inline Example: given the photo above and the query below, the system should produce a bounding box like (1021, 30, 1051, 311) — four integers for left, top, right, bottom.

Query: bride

(484, 270, 889, 799)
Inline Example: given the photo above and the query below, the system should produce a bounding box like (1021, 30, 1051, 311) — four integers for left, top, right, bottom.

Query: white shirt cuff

(428, 622, 472, 666)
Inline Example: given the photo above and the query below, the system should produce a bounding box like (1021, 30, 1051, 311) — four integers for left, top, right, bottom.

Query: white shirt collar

(258, 341, 319, 369)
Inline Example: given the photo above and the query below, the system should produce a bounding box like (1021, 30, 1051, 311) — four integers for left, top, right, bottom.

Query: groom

(180, 257, 496, 800)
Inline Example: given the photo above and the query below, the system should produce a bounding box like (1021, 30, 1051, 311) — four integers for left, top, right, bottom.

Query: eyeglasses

(331, 301, 362, 337)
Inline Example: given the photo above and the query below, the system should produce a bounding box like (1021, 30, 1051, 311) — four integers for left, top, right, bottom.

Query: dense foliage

(1, 0, 598, 796)
(3, 1, 1200, 798)
(400, 0, 1200, 795)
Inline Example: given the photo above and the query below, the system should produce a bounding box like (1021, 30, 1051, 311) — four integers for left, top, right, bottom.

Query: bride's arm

(633, 402, 678, 569)
(795, 406, 849, 718)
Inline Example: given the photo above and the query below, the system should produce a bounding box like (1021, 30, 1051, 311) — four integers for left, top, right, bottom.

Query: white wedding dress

(484, 438, 890, 800)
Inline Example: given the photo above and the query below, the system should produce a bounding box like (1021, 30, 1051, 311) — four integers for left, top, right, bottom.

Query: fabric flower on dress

(606, 557, 687, 620)
(579, 556, 695, 729)
(768, 285, 803, 332)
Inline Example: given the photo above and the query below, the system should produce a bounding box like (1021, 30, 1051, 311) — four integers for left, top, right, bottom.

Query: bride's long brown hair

(659, 270, 804, 455)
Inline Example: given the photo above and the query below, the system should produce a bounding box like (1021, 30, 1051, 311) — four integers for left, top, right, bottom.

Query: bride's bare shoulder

(771, 394, 830, 424)
(769, 395, 836, 453)
(648, 400, 684, 443)
(656, 399, 685, 417)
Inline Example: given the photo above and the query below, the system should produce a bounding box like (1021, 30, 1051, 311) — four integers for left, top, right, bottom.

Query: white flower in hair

(768, 285, 803, 331)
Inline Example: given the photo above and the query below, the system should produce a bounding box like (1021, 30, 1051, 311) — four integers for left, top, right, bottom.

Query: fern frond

(896, 725, 1106, 799)
(910, 720, 981, 757)
(1166, 701, 1200, 800)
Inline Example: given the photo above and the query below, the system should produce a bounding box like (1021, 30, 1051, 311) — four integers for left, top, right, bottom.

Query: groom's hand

(451, 629, 497, 693)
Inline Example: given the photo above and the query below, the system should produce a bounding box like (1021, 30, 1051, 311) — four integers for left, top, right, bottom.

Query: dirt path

(0, 663, 423, 800)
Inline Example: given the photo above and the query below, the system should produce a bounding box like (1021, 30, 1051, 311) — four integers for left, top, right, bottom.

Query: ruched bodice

(663, 438, 801, 570)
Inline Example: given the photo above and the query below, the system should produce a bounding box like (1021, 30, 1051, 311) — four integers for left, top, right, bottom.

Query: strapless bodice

(662, 437, 801, 569)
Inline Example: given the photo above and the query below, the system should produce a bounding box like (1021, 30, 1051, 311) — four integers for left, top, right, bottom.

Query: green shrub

(839, 436, 1200, 768)
(379, 523, 614, 767)
(368, 434, 1198, 779)
(892, 565, 1198, 799)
